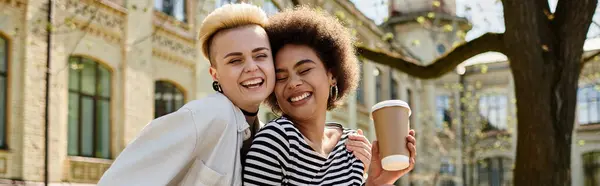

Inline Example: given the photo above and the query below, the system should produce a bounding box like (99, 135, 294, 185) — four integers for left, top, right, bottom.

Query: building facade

(1, 0, 599, 185)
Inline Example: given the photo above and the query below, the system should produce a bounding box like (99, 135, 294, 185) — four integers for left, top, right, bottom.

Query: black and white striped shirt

(243, 117, 365, 186)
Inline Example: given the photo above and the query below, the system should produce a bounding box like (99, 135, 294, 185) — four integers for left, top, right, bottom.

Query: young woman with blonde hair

(98, 4, 275, 185)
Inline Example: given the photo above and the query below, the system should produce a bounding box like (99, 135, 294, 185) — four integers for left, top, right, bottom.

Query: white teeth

(242, 79, 263, 86)
(290, 93, 311, 102)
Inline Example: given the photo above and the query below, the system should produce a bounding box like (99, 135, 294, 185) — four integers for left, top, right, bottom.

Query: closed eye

(255, 54, 268, 59)
(300, 68, 312, 75)
(228, 59, 242, 64)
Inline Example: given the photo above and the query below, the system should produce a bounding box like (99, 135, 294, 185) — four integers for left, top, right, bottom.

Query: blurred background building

(0, 0, 598, 185)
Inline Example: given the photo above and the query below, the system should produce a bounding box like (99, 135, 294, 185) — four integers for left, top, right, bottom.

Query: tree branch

(356, 33, 505, 79)
(582, 50, 600, 66)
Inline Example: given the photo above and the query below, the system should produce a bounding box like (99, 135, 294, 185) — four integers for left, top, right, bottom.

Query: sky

(349, 0, 600, 41)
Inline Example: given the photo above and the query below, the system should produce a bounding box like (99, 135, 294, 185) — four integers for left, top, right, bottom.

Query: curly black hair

(264, 6, 360, 113)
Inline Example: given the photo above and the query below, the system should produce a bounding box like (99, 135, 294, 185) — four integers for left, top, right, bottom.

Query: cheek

(218, 68, 241, 86)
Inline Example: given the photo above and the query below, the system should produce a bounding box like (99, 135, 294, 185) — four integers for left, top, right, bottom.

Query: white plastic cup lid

(371, 100, 411, 116)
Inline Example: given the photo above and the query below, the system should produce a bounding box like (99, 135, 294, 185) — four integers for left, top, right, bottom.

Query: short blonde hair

(198, 3, 269, 63)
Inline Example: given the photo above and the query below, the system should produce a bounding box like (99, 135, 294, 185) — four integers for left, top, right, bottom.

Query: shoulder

(181, 93, 235, 114)
(253, 117, 296, 144)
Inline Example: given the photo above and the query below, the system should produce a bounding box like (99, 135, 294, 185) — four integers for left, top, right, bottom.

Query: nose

(288, 75, 302, 89)
(244, 59, 259, 73)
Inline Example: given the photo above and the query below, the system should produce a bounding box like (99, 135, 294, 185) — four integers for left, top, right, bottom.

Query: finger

(352, 151, 370, 172)
(408, 143, 416, 157)
(351, 149, 370, 164)
(348, 134, 371, 145)
(357, 129, 364, 135)
(347, 137, 372, 147)
(406, 135, 416, 144)
(346, 141, 371, 152)
(348, 145, 371, 159)
(409, 130, 415, 136)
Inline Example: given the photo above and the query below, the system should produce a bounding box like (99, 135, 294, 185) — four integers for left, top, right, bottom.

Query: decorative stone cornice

(57, 0, 125, 43)
(152, 48, 195, 69)
(0, 0, 26, 9)
(152, 30, 197, 58)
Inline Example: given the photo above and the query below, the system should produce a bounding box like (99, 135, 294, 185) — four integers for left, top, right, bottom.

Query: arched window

(154, 80, 185, 118)
(67, 56, 111, 159)
(583, 151, 600, 186)
(0, 34, 8, 149)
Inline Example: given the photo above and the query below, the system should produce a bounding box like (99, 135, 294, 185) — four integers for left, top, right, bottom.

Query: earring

(330, 84, 339, 101)
(212, 81, 223, 93)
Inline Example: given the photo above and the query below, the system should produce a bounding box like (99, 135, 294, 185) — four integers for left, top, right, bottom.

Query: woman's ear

(209, 66, 218, 81)
(327, 70, 336, 85)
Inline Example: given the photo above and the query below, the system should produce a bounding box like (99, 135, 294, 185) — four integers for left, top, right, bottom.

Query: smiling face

(209, 25, 275, 110)
(274, 44, 335, 120)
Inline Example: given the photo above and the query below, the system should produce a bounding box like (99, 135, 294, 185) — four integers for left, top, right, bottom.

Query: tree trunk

(502, 0, 596, 185)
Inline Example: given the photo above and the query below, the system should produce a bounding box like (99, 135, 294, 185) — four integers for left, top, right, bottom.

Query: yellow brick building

(1, 0, 599, 185)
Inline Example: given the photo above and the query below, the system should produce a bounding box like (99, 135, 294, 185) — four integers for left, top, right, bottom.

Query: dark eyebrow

(223, 52, 242, 59)
(276, 59, 314, 73)
(252, 47, 270, 53)
(294, 59, 315, 68)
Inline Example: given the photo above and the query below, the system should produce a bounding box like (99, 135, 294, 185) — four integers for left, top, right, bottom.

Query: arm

(97, 108, 213, 186)
(243, 124, 288, 186)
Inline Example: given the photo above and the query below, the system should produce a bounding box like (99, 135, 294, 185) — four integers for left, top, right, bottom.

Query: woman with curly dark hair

(243, 6, 417, 186)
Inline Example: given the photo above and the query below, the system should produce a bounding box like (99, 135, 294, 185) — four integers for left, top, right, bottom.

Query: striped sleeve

(243, 122, 289, 186)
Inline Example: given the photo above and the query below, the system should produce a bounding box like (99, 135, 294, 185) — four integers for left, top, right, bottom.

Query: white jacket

(98, 93, 252, 186)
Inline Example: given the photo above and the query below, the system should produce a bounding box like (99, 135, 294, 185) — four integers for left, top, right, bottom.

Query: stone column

(122, 0, 155, 145)
(347, 92, 358, 129)
(363, 61, 376, 140)
(20, 0, 50, 181)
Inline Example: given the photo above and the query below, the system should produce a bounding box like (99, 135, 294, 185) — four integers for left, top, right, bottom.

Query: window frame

(155, 0, 188, 23)
(67, 56, 112, 159)
(154, 80, 186, 118)
(436, 95, 452, 130)
(477, 157, 512, 186)
(390, 74, 398, 100)
(0, 33, 9, 150)
(375, 67, 382, 102)
(583, 151, 600, 186)
(578, 85, 600, 125)
(478, 94, 508, 131)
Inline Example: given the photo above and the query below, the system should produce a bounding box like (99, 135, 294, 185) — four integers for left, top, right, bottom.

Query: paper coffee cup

(371, 100, 411, 171)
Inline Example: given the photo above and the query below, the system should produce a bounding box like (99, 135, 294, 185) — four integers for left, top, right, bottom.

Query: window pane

(68, 58, 80, 91)
(175, 89, 184, 109)
(81, 59, 96, 95)
(579, 101, 590, 124)
(81, 97, 94, 157)
(173, 0, 186, 22)
(67, 93, 79, 155)
(589, 100, 599, 123)
(154, 0, 163, 11)
(98, 66, 111, 98)
(0, 37, 6, 72)
(0, 76, 6, 147)
(96, 100, 110, 159)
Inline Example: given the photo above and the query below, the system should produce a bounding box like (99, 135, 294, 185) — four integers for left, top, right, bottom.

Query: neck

(245, 115, 258, 129)
(293, 112, 327, 150)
